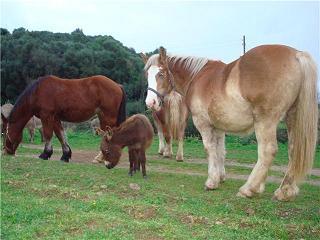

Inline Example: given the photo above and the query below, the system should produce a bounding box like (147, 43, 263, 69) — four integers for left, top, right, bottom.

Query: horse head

(141, 47, 175, 111)
(96, 127, 122, 169)
(3, 123, 22, 155)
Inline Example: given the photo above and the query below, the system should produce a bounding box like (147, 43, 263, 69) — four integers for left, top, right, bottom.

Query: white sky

(1, 0, 319, 91)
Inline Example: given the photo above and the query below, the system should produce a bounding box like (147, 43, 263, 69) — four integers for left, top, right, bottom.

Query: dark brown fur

(100, 114, 154, 177)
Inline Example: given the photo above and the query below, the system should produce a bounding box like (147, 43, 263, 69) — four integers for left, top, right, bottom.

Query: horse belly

(209, 99, 253, 134)
(59, 109, 96, 122)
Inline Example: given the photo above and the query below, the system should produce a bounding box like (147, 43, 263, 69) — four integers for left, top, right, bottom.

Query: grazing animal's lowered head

(96, 127, 122, 169)
(97, 114, 154, 178)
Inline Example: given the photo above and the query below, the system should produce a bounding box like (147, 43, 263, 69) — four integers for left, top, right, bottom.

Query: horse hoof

(205, 179, 219, 190)
(176, 159, 183, 162)
(60, 158, 70, 163)
(143, 175, 148, 179)
(273, 185, 299, 201)
(237, 186, 254, 198)
(39, 153, 49, 160)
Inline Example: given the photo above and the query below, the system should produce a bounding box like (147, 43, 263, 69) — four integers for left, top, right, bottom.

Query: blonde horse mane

(145, 53, 208, 80)
(165, 91, 188, 140)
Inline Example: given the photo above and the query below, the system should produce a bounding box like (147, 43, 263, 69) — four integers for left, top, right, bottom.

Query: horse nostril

(153, 99, 156, 105)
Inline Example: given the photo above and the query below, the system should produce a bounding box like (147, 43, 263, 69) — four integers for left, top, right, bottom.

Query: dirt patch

(16, 145, 320, 186)
(180, 214, 209, 226)
(126, 205, 158, 220)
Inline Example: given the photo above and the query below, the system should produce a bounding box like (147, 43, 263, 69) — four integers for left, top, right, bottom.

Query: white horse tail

(166, 91, 184, 140)
(290, 51, 318, 181)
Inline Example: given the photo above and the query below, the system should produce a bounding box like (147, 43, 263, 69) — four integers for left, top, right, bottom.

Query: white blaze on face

(145, 65, 161, 111)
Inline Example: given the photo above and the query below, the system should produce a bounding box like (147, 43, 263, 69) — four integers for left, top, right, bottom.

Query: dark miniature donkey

(97, 114, 154, 178)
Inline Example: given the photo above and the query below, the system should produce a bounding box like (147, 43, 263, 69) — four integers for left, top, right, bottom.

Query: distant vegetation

(0, 27, 146, 114)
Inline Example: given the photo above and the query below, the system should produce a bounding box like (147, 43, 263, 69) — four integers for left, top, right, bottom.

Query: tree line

(1, 27, 149, 114)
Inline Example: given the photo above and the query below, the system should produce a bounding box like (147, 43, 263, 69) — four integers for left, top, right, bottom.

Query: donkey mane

(9, 76, 47, 123)
(145, 53, 209, 80)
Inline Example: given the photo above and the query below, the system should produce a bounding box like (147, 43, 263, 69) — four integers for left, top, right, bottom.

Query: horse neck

(169, 64, 194, 96)
(9, 104, 33, 134)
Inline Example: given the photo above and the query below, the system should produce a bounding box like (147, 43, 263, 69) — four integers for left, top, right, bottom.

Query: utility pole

(242, 35, 246, 55)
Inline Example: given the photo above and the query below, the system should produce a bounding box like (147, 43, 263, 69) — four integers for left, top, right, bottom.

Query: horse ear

(140, 53, 149, 64)
(104, 126, 113, 141)
(95, 127, 105, 136)
(159, 46, 167, 65)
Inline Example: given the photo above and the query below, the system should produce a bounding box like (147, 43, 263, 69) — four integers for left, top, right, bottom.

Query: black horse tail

(116, 85, 127, 126)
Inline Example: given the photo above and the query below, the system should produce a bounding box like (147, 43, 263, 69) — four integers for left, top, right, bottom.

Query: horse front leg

(128, 148, 135, 176)
(139, 150, 147, 178)
(237, 120, 278, 198)
(53, 120, 72, 162)
(39, 118, 54, 160)
(193, 116, 221, 190)
(175, 121, 187, 162)
(163, 127, 173, 158)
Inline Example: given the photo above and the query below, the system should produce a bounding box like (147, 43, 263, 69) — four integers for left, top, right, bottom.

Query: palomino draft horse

(145, 46, 318, 201)
(4, 75, 126, 162)
(141, 53, 189, 161)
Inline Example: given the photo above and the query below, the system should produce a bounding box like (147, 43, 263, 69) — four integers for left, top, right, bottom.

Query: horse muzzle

(104, 161, 115, 169)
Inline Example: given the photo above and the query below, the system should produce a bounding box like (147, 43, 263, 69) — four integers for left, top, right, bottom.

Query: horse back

(238, 45, 301, 107)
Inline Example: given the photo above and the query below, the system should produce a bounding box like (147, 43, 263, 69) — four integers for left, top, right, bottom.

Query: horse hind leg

(39, 118, 54, 160)
(53, 120, 72, 162)
(237, 119, 278, 198)
(273, 108, 300, 201)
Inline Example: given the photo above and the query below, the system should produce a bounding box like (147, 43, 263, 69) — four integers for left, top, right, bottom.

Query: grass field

(1, 130, 320, 239)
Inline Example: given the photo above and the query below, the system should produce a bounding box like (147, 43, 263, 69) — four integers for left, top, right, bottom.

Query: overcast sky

(1, 0, 319, 90)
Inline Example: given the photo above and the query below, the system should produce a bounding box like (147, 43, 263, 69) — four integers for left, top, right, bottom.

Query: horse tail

(167, 91, 184, 140)
(289, 51, 318, 181)
(116, 85, 127, 126)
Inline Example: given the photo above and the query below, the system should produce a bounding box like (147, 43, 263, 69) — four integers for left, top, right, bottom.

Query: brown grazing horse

(145, 46, 318, 201)
(97, 114, 154, 178)
(3, 75, 126, 162)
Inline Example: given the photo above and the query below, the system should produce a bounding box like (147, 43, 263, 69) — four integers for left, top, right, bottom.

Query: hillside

(0, 28, 146, 113)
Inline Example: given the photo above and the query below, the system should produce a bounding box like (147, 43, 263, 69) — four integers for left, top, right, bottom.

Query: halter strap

(147, 87, 164, 105)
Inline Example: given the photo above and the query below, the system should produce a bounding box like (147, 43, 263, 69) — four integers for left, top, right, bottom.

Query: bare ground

(17, 143, 320, 186)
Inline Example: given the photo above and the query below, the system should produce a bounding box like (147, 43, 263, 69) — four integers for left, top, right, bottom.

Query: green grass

(2, 130, 319, 239)
(1, 156, 319, 239)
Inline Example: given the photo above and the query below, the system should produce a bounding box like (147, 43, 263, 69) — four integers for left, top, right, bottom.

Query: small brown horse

(4, 75, 126, 162)
(97, 114, 154, 178)
(146, 46, 318, 201)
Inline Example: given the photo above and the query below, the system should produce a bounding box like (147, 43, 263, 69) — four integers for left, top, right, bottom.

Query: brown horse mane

(9, 76, 47, 123)
(144, 53, 209, 80)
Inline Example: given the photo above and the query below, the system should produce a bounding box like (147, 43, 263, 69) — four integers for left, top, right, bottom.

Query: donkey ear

(140, 53, 149, 64)
(95, 127, 105, 136)
(104, 126, 113, 141)
(159, 46, 167, 65)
